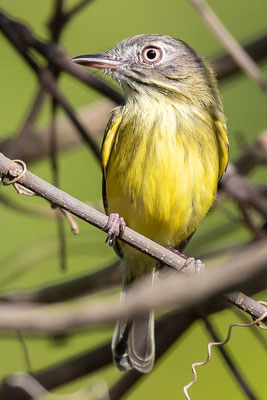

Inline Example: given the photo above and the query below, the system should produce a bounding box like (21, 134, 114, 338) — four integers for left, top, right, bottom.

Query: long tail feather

(112, 272, 155, 373)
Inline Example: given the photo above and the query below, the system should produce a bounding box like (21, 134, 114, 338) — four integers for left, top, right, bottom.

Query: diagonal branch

(0, 153, 266, 332)
(0, 11, 124, 105)
(0, 11, 101, 161)
(189, 0, 267, 94)
(211, 34, 267, 82)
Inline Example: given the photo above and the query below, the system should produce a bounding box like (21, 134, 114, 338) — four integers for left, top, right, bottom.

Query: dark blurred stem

(16, 330, 33, 373)
(49, 75, 67, 271)
(202, 315, 258, 400)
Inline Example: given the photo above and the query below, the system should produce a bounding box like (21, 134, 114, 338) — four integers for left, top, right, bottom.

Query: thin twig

(189, 0, 267, 94)
(16, 331, 33, 373)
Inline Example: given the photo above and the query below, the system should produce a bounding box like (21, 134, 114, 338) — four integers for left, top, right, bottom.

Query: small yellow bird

(72, 34, 229, 373)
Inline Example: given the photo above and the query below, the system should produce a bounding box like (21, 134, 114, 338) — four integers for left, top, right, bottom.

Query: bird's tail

(112, 273, 155, 373)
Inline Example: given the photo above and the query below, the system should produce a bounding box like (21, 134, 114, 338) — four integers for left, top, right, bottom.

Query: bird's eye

(141, 47, 162, 63)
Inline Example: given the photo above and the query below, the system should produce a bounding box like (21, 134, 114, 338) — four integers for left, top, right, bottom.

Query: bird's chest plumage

(105, 102, 219, 247)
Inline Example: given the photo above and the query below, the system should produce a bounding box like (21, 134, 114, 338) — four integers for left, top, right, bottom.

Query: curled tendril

(183, 301, 267, 400)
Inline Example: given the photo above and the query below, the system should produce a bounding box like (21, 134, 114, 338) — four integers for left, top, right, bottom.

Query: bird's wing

(215, 119, 229, 181)
(101, 109, 122, 213)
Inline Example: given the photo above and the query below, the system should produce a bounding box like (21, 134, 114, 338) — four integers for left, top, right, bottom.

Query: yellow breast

(102, 98, 221, 275)
(105, 102, 218, 231)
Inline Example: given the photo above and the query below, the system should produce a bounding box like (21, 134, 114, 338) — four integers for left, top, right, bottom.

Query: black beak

(71, 54, 121, 70)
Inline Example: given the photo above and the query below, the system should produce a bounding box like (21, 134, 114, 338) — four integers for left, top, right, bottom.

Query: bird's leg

(104, 213, 126, 247)
(169, 246, 205, 274)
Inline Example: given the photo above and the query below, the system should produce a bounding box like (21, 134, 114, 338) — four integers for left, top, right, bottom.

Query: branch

(0, 261, 120, 304)
(220, 164, 267, 219)
(0, 240, 265, 332)
(0, 100, 114, 164)
(0, 154, 266, 333)
(0, 342, 112, 400)
(1, 11, 267, 108)
(190, 0, 267, 94)
(0, 11, 124, 105)
(212, 34, 267, 82)
(0, 310, 198, 400)
(234, 129, 267, 175)
(0, 13, 101, 161)
(0, 153, 187, 272)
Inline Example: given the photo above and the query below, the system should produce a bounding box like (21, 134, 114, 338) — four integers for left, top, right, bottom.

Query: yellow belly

(104, 105, 219, 276)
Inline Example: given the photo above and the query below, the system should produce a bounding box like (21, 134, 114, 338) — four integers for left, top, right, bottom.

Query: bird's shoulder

(214, 115, 229, 180)
(101, 107, 123, 178)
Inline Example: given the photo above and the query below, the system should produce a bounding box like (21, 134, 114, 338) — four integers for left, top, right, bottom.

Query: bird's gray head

(72, 34, 220, 108)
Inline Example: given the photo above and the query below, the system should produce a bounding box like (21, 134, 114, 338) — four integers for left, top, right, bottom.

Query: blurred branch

(47, 0, 69, 271)
(0, 235, 265, 332)
(0, 100, 114, 163)
(0, 11, 124, 104)
(234, 129, 267, 175)
(0, 261, 120, 304)
(212, 33, 267, 82)
(0, 11, 101, 161)
(0, 192, 55, 219)
(3, 89, 46, 160)
(190, 0, 267, 94)
(0, 342, 112, 400)
(0, 309, 196, 400)
(220, 163, 267, 219)
(0, 154, 266, 332)
(1, 8, 267, 166)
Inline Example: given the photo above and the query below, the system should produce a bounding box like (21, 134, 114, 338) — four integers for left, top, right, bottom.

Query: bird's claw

(168, 247, 205, 274)
(182, 257, 205, 274)
(104, 213, 126, 247)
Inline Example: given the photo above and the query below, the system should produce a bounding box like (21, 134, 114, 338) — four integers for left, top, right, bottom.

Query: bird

(72, 34, 229, 373)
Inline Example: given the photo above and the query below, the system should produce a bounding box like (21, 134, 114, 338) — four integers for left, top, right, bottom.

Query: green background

(0, 0, 266, 398)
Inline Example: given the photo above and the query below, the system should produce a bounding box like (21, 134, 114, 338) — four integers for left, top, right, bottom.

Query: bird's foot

(104, 213, 126, 247)
(169, 247, 205, 274)
(182, 257, 205, 274)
